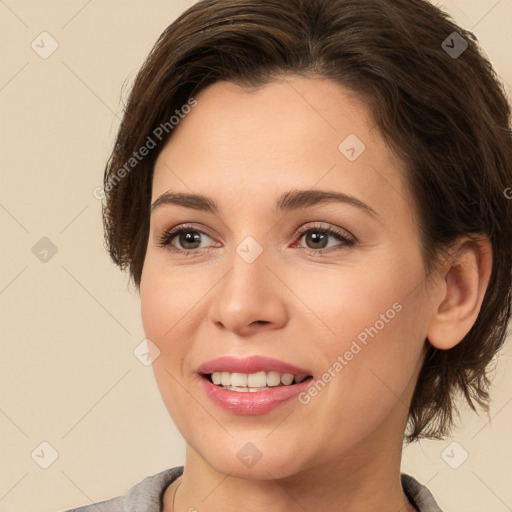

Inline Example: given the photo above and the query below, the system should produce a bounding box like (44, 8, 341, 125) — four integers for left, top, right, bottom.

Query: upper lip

(197, 355, 312, 376)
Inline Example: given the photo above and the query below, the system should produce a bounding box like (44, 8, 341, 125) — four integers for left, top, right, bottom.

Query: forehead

(151, 77, 411, 224)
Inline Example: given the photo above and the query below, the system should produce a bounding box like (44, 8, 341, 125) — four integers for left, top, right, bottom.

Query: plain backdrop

(0, 1, 511, 511)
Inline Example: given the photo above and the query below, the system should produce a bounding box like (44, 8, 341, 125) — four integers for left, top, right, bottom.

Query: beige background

(0, 1, 511, 511)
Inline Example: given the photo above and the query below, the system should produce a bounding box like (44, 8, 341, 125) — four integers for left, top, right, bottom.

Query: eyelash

(157, 222, 355, 257)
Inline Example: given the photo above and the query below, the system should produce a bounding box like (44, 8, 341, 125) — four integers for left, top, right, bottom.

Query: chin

(187, 430, 317, 481)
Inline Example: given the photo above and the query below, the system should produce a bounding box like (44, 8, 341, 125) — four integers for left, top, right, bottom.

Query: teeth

(281, 373, 294, 385)
(247, 371, 267, 387)
(223, 386, 268, 392)
(210, 371, 309, 389)
(266, 371, 281, 387)
(231, 372, 248, 387)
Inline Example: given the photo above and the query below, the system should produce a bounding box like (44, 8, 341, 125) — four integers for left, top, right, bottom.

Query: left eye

(157, 223, 355, 254)
(293, 225, 355, 253)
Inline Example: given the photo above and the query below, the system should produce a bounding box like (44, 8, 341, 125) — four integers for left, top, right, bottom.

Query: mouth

(196, 355, 314, 413)
(201, 371, 313, 392)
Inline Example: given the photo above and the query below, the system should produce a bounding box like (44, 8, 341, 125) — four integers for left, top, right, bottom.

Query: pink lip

(197, 355, 312, 376)
(196, 355, 313, 415)
(199, 374, 313, 415)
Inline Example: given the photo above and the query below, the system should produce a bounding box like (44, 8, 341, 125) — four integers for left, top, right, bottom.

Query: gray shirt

(63, 466, 442, 512)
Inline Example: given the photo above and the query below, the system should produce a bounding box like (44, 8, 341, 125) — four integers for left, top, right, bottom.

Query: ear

(426, 235, 492, 350)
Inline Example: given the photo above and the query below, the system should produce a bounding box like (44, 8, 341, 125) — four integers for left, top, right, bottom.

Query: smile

(207, 371, 309, 391)
(197, 355, 314, 414)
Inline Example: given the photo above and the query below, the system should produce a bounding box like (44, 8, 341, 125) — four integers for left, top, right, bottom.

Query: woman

(66, 0, 512, 510)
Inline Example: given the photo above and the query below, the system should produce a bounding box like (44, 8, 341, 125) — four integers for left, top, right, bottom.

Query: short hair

(101, 0, 512, 442)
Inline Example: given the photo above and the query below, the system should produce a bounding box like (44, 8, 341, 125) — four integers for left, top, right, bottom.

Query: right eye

(157, 224, 217, 254)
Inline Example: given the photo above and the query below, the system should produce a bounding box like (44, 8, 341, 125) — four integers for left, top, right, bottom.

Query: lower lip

(199, 375, 313, 415)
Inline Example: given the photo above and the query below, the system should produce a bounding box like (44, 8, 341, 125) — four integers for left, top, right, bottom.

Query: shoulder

(401, 473, 443, 512)
(61, 466, 184, 512)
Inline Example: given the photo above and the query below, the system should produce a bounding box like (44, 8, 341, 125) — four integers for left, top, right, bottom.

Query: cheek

(140, 262, 200, 431)
(139, 253, 213, 387)
(139, 259, 193, 408)
(287, 253, 415, 343)
(140, 254, 203, 344)
(288, 251, 427, 416)
(327, 300, 425, 446)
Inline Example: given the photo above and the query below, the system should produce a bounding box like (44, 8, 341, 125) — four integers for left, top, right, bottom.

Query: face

(140, 76, 433, 479)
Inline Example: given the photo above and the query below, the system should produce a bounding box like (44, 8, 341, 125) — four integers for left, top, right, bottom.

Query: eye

(157, 224, 216, 255)
(293, 223, 355, 255)
(157, 222, 355, 256)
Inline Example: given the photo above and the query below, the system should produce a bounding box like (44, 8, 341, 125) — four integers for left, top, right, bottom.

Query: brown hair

(102, 0, 512, 442)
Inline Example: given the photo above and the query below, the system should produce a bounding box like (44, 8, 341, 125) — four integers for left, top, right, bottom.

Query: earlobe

(426, 236, 492, 351)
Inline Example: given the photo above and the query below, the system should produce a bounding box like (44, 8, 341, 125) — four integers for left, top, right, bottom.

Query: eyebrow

(150, 189, 378, 217)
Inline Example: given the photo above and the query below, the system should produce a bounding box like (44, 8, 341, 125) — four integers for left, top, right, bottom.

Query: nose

(208, 249, 289, 337)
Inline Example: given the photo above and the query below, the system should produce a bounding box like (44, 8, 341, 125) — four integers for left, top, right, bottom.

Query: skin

(139, 76, 492, 512)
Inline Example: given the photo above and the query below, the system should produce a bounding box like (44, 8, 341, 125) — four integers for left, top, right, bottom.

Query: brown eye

(303, 231, 330, 249)
(294, 224, 355, 255)
(175, 230, 203, 250)
(157, 225, 215, 254)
